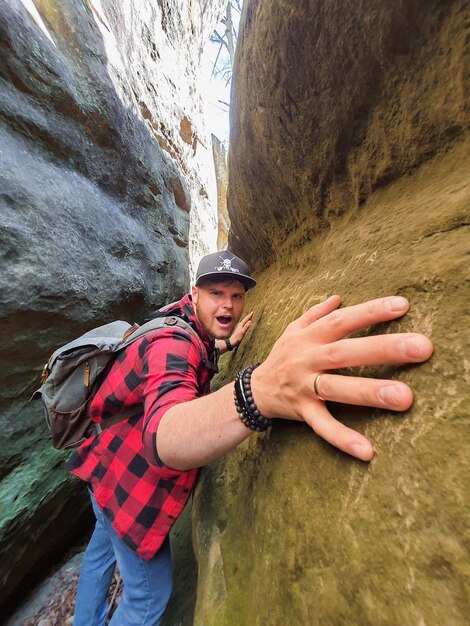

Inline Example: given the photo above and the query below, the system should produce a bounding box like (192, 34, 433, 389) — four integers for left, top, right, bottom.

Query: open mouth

(216, 315, 233, 327)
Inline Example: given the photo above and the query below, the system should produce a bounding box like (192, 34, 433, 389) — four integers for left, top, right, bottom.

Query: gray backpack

(32, 315, 205, 450)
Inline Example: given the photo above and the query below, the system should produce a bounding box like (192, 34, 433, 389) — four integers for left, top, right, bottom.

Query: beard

(194, 303, 235, 341)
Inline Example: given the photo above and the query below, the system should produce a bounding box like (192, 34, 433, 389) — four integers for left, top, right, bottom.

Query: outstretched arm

(156, 295, 433, 470)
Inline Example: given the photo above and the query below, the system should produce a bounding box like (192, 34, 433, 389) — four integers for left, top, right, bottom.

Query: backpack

(32, 315, 206, 450)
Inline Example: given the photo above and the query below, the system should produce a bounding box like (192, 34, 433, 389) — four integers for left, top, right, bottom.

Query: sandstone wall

(212, 134, 230, 250)
(193, 1, 470, 624)
(0, 0, 224, 609)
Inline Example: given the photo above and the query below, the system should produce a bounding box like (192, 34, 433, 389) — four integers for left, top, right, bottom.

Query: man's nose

(221, 297, 234, 310)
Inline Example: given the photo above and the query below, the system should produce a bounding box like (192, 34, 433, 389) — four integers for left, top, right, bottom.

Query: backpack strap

(161, 317, 218, 373)
(119, 315, 217, 373)
(93, 315, 217, 437)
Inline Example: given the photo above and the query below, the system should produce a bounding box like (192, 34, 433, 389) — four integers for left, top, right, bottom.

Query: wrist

(225, 337, 236, 351)
(250, 365, 276, 419)
(234, 364, 272, 431)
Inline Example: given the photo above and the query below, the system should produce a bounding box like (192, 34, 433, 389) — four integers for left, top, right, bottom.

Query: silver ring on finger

(313, 373, 327, 401)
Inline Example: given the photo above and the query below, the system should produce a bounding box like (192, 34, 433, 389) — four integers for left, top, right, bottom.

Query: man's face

(192, 280, 246, 340)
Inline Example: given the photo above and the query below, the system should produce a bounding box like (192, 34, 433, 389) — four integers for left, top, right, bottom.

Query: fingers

(313, 373, 413, 410)
(306, 296, 410, 343)
(302, 401, 374, 461)
(231, 312, 253, 345)
(314, 333, 433, 369)
(239, 312, 253, 328)
(260, 294, 433, 462)
(294, 295, 341, 329)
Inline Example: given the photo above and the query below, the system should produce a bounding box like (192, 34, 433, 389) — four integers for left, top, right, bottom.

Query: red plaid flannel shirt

(67, 294, 216, 559)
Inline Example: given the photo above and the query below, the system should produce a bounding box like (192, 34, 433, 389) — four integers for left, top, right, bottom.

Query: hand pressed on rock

(230, 311, 253, 347)
(251, 295, 434, 462)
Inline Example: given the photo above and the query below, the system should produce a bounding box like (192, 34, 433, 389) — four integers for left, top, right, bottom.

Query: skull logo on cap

(216, 255, 240, 273)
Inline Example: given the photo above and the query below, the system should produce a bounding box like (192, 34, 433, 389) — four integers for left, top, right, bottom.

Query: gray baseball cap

(195, 251, 256, 290)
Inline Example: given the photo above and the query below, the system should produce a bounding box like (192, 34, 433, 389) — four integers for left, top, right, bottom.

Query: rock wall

(193, 1, 470, 625)
(212, 134, 230, 250)
(0, 0, 224, 609)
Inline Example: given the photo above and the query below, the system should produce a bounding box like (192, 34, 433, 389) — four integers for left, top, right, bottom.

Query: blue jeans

(73, 491, 173, 626)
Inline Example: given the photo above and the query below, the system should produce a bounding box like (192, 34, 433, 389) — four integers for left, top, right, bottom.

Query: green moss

(0, 445, 69, 526)
(0, 442, 90, 607)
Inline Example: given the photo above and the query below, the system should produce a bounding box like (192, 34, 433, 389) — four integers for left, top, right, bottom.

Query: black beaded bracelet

(234, 363, 272, 432)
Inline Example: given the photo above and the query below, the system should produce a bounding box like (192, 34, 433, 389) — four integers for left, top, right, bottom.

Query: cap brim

(195, 271, 256, 290)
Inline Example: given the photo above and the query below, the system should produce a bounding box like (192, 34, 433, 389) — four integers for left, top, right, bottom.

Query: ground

(5, 545, 122, 626)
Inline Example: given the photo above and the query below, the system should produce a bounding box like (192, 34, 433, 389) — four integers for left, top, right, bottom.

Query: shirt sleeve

(141, 327, 204, 468)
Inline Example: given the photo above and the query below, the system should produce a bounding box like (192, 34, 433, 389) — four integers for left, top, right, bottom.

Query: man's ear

(191, 285, 198, 304)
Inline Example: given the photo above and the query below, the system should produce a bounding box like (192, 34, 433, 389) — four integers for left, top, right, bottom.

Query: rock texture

(212, 134, 230, 249)
(228, 0, 468, 269)
(193, 1, 470, 625)
(0, 0, 224, 610)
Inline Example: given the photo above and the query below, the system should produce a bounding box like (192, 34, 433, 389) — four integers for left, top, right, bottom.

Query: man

(70, 250, 433, 625)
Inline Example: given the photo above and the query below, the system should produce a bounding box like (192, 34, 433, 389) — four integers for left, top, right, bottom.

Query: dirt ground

(4, 549, 121, 626)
